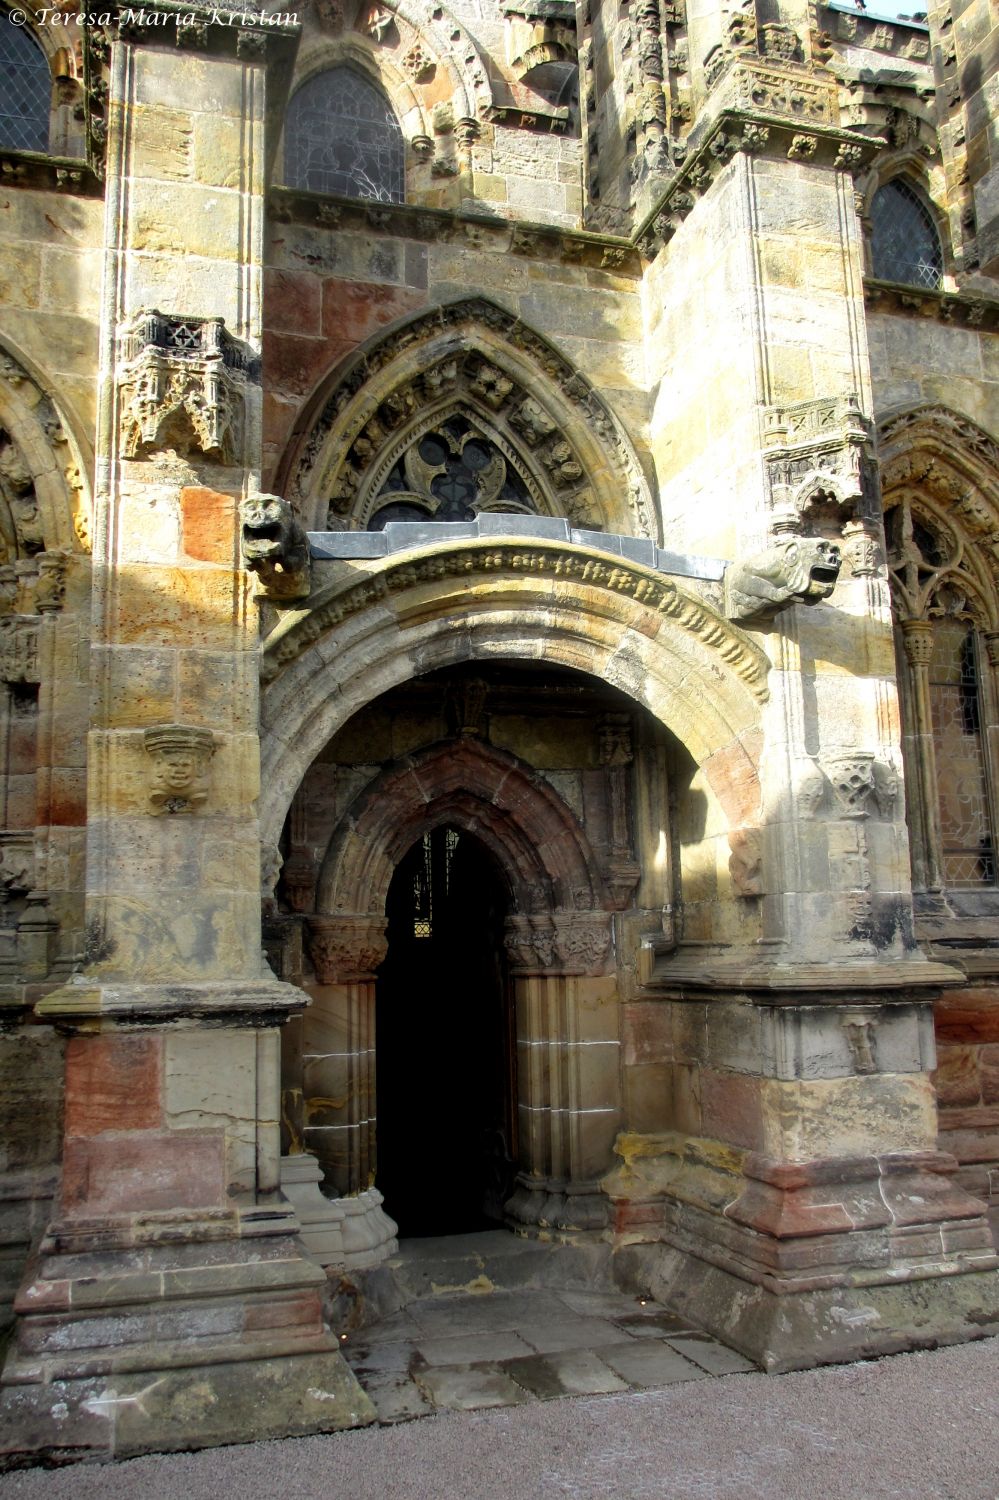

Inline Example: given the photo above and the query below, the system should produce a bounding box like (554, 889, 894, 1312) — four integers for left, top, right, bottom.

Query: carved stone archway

(277, 298, 659, 540)
(259, 537, 768, 853)
(297, 736, 621, 1233)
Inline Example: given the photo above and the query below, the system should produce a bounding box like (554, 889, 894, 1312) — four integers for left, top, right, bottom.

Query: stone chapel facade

(0, 0, 998, 1462)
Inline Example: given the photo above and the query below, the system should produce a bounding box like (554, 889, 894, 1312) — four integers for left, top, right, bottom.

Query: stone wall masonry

(867, 309, 999, 430)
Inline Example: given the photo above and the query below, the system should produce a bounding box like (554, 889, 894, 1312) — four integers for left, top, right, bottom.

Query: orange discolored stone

(180, 486, 238, 566)
(933, 1045, 982, 1109)
(703, 729, 763, 826)
(700, 1067, 764, 1152)
(64, 1033, 163, 1136)
(934, 988, 999, 1044)
(320, 280, 425, 344)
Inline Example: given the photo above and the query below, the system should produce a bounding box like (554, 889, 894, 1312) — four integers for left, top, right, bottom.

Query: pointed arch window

(886, 496, 999, 891)
(870, 179, 943, 290)
(284, 66, 404, 203)
(0, 12, 50, 154)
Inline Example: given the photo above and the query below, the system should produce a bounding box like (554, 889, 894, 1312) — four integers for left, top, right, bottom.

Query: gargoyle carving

(725, 536, 842, 624)
(240, 493, 310, 602)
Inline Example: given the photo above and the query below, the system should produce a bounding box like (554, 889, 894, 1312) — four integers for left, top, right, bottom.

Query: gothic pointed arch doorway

(377, 824, 516, 1236)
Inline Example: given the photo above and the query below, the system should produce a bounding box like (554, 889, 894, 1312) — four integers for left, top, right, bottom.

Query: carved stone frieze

(241, 494, 311, 603)
(725, 535, 842, 624)
(306, 915, 388, 983)
(117, 311, 257, 466)
(143, 724, 216, 816)
(262, 543, 771, 704)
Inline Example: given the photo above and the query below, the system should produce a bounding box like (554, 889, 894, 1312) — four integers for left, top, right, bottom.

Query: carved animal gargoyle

(725, 535, 842, 624)
(240, 493, 310, 602)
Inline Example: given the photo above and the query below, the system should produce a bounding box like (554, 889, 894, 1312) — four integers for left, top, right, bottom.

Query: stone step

(343, 1230, 627, 1328)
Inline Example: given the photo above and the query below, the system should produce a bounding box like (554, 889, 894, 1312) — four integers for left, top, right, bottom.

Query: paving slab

(412, 1330, 536, 1366)
(610, 1309, 701, 1339)
(415, 1363, 533, 1412)
(359, 1370, 435, 1425)
(518, 1316, 631, 1354)
(343, 1339, 417, 1374)
(502, 1349, 630, 1400)
(665, 1332, 758, 1375)
(598, 1339, 712, 1388)
(406, 1291, 555, 1335)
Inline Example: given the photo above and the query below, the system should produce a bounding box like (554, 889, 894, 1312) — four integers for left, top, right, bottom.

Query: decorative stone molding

(865, 282, 999, 333)
(794, 759, 827, 819)
(263, 541, 770, 705)
(817, 752, 898, 821)
(241, 494, 311, 602)
(117, 311, 258, 466)
(143, 724, 216, 816)
(725, 535, 842, 624)
(0, 833, 34, 907)
(279, 1155, 398, 1269)
(305, 915, 388, 984)
(842, 519, 882, 577)
(503, 0, 578, 93)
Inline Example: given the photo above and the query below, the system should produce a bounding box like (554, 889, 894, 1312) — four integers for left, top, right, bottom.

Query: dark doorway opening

(376, 825, 516, 1237)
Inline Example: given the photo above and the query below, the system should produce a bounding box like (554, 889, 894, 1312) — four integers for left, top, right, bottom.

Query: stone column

(899, 617, 944, 893)
(503, 909, 618, 1232)
(0, 12, 374, 1464)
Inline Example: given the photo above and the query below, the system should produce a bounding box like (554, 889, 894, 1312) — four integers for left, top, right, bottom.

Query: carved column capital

(305, 914, 388, 984)
(900, 617, 934, 667)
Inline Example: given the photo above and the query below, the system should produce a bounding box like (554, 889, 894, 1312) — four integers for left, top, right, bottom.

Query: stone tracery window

(0, 12, 50, 154)
(370, 416, 537, 528)
(284, 66, 404, 203)
(870, 179, 943, 290)
(886, 494, 999, 892)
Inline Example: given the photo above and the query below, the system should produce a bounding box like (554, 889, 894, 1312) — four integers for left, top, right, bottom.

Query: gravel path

(2, 1337, 998, 1500)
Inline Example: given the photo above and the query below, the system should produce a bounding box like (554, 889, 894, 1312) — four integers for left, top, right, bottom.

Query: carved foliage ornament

(144, 724, 216, 815)
(306, 915, 389, 983)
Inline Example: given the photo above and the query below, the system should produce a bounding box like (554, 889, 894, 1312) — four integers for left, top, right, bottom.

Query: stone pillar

(0, 11, 375, 1464)
(503, 910, 619, 1232)
(899, 617, 944, 893)
(302, 914, 388, 1197)
(621, 53, 999, 1366)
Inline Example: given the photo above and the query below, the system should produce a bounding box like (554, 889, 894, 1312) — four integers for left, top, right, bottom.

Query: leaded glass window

(870, 179, 943, 290)
(284, 67, 404, 203)
(929, 621, 996, 887)
(0, 13, 49, 154)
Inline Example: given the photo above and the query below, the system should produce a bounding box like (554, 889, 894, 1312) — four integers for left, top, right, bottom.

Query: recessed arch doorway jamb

(299, 736, 622, 1235)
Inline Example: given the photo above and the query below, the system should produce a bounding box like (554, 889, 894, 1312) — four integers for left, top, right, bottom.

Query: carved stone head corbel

(144, 724, 216, 815)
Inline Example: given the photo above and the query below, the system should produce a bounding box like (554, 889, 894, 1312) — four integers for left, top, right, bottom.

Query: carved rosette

(117, 311, 256, 466)
(306, 915, 388, 984)
(144, 724, 216, 815)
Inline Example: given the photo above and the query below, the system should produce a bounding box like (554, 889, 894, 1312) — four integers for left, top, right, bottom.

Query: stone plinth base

(504, 1175, 609, 1235)
(607, 1136, 999, 1371)
(617, 1245, 999, 1373)
(280, 1154, 398, 1268)
(0, 1208, 376, 1465)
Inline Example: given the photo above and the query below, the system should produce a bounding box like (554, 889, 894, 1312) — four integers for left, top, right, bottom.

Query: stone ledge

(308, 518, 726, 583)
(34, 977, 309, 1028)
(644, 942, 966, 1002)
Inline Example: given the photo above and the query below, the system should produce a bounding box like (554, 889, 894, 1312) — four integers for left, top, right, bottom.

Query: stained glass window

(870, 179, 943, 289)
(370, 416, 536, 529)
(0, 13, 49, 154)
(284, 67, 404, 203)
(929, 620, 996, 887)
